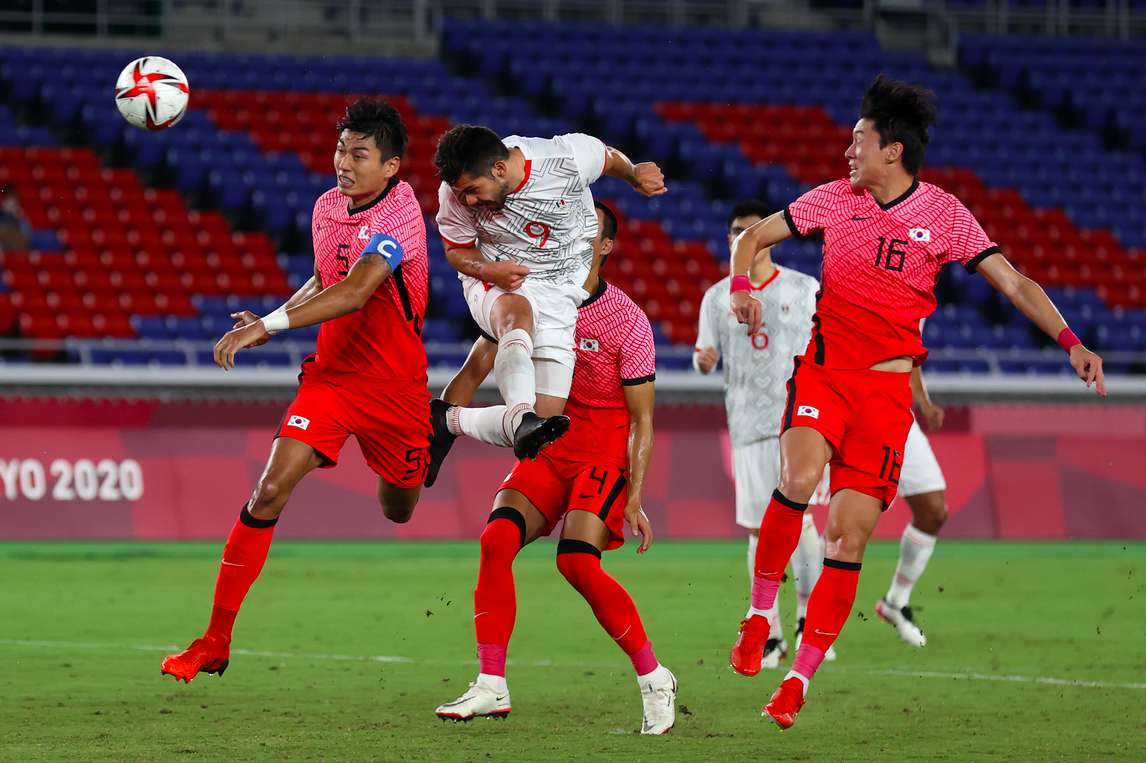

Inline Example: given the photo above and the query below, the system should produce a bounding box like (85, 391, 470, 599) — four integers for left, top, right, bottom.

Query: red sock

(556, 540, 658, 676)
(750, 490, 808, 611)
(206, 505, 278, 642)
(793, 559, 861, 680)
(473, 509, 526, 677)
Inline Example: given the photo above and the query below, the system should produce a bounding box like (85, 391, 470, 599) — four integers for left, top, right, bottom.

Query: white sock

(784, 670, 810, 697)
(746, 533, 757, 590)
(455, 405, 513, 447)
(494, 328, 536, 434)
(637, 663, 669, 686)
(886, 523, 938, 608)
(477, 672, 508, 694)
(792, 513, 823, 621)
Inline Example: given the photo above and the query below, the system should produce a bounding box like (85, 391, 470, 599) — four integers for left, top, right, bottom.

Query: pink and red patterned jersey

(550, 280, 656, 466)
(310, 178, 429, 382)
(785, 178, 999, 369)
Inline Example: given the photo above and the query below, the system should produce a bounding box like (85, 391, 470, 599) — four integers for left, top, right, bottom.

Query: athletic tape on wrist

(730, 275, 752, 294)
(260, 307, 289, 333)
(1056, 327, 1081, 353)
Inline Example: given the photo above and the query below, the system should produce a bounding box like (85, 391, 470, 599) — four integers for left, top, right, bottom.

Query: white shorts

(732, 438, 830, 529)
(898, 418, 947, 497)
(462, 275, 590, 399)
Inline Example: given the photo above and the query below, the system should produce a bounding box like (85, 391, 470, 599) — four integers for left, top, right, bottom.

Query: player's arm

(910, 367, 944, 430)
(623, 379, 656, 554)
(693, 287, 721, 374)
(444, 244, 529, 292)
(213, 254, 391, 370)
(602, 145, 666, 197)
(729, 212, 793, 333)
(441, 337, 497, 406)
(975, 253, 1105, 396)
(227, 264, 324, 347)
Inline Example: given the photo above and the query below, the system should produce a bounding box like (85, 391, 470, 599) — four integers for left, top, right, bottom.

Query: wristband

(730, 275, 752, 294)
(1056, 327, 1081, 353)
(260, 307, 290, 333)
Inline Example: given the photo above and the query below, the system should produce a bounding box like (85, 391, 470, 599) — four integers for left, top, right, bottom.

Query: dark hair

(336, 98, 408, 159)
(434, 124, 509, 184)
(859, 74, 937, 176)
(726, 199, 772, 230)
(594, 200, 618, 241)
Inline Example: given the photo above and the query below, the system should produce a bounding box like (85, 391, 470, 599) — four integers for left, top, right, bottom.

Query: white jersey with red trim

(436, 133, 607, 286)
(697, 268, 819, 447)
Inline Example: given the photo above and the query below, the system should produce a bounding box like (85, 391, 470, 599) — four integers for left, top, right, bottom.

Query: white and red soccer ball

(114, 56, 190, 131)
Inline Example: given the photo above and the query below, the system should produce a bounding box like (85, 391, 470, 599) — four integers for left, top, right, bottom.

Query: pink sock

(630, 640, 659, 676)
(477, 643, 507, 677)
(751, 576, 781, 611)
(791, 644, 826, 680)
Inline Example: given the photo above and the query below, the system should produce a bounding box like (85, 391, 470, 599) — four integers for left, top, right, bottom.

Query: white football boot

(761, 637, 789, 669)
(435, 680, 511, 721)
(638, 666, 677, 735)
(875, 599, 927, 647)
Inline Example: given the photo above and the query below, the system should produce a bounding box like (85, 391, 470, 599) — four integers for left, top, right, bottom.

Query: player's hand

(213, 321, 269, 371)
(482, 260, 530, 291)
(1069, 345, 1106, 397)
(695, 346, 719, 374)
(229, 310, 272, 347)
(731, 290, 762, 334)
(630, 162, 667, 197)
(625, 502, 653, 554)
(919, 402, 945, 431)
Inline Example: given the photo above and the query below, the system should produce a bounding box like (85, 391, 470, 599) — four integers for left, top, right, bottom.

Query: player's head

(726, 199, 771, 251)
(434, 124, 513, 211)
(334, 98, 408, 200)
(848, 74, 937, 187)
(592, 200, 618, 271)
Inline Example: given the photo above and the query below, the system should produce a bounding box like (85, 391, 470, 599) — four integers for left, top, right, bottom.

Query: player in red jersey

(162, 99, 431, 683)
(432, 202, 676, 735)
(725, 76, 1106, 728)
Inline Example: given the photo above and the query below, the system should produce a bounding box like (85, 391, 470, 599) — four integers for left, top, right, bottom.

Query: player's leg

(376, 479, 421, 524)
(161, 436, 325, 682)
(426, 337, 498, 487)
(437, 474, 557, 721)
(731, 425, 831, 677)
(555, 470, 676, 735)
(876, 421, 947, 646)
(765, 487, 883, 728)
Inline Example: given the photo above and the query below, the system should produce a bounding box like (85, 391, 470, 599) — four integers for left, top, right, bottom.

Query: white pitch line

(2, 639, 1144, 690)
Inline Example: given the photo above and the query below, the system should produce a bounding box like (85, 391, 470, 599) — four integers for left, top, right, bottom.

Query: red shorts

(277, 371, 431, 488)
(500, 452, 628, 551)
(781, 359, 913, 507)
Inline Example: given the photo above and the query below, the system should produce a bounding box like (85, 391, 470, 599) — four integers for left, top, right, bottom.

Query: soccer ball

(114, 56, 190, 131)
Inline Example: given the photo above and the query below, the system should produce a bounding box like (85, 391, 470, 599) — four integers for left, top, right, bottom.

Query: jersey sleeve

(943, 197, 1001, 272)
(693, 284, 722, 372)
(793, 279, 819, 355)
(558, 133, 608, 185)
(783, 181, 845, 238)
(434, 182, 478, 249)
(620, 310, 657, 386)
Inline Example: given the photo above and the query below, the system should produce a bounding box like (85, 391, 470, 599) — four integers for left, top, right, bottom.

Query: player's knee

(249, 478, 290, 518)
(914, 493, 948, 534)
(823, 529, 868, 563)
(380, 498, 414, 524)
(778, 468, 822, 504)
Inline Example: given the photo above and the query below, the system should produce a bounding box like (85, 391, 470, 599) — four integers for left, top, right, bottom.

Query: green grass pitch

(1, 540, 1143, 761)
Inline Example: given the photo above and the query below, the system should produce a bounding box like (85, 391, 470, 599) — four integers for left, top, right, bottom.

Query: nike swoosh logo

(495, 695, 508, 702)
(851, 215, 870, 221)
(814, 629, 838, 637)
(221, 561, 245, 567)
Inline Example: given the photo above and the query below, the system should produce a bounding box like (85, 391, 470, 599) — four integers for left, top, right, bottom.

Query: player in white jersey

(873, 364, 949, 647)
(694, 200, 834, 671)
(427, 125, 665, 482)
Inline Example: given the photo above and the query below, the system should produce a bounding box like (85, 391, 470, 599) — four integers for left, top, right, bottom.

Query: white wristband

(259, 307, 290, 333)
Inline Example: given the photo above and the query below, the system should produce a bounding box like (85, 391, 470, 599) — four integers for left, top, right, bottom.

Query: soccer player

(874, 365, 949, 647)
(433, 202, 677, 735)
(428, 125, 665, 474)
(161, 99, 431, 682)
(694, 199, 832, 671)
(726, 75, 1105, 729)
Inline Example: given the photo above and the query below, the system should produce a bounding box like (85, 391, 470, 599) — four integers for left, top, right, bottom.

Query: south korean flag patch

(579, 337, 600, 352)
(909, 228, 931, 243)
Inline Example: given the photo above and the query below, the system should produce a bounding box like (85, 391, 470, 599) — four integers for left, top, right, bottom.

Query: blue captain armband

(362, 233, 405, 267)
